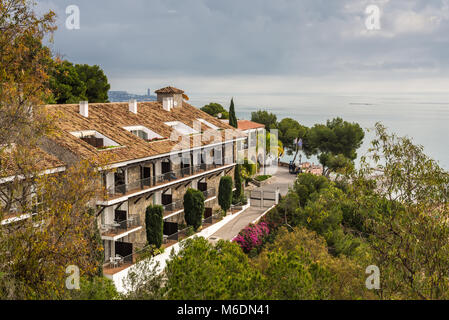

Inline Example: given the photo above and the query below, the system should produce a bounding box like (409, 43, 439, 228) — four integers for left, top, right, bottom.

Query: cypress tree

(145, 205, 164, 248)
(184, 188, 205, 231)
(218, 176, 233, 213)
(229, 98, 238, 128)
(234, 164, 243, 201)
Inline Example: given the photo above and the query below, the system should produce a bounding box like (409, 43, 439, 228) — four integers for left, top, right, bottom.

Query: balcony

(103, 245, 154, 275)
(163, 199, 184, 217)
(100, 214, 142, 240)
(202, 187, 216, 199)
(162, 187, 217, 221)
(104, 157, 234, 201)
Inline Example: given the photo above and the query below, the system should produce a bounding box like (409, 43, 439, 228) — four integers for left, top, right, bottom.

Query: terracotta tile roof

(0, 146, 65, 178)
(237, 120, 265, 131)
(43, 101, 245, 166)
(154, 86, 184, 94)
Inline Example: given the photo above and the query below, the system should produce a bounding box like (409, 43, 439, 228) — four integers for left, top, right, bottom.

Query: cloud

(35, 0, 449, 92)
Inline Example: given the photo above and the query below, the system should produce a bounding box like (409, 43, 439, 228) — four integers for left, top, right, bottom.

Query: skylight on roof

(70, 130, 120, 150)
(197, 118, 220, 130)
(164, 121, 198, 135)
(123, 125, 164, 142)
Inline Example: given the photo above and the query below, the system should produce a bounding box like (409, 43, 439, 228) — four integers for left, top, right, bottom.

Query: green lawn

(255, 175, 272, 182)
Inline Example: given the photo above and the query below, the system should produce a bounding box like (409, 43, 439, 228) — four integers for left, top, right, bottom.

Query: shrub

(233, 222, 270, 254)
(183, 188, 205, 231)
(145, 205, 164, 248)
(294, 173, 331, 207)
(218, 176, 233, 213)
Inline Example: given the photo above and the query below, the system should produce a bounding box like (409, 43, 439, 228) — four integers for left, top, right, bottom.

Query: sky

(36, 0, 449, 96)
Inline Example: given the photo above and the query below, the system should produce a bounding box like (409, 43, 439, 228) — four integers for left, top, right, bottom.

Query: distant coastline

(108, 90, 157, 102)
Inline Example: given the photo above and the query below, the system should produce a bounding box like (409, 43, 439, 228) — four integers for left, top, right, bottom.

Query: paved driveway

(210, 207, 267, 240)
(209, 166, 297, 240)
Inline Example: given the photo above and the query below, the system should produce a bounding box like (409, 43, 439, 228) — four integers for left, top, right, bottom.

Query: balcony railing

(105, 158, 235, 198)
(162, 188, 216, 216)
(202, 211, 222, 225)
(103, 245, 156, 273)
(100, 214, 141, 237)
(163, 199, 184, 213)
(202, 187, 216, 199)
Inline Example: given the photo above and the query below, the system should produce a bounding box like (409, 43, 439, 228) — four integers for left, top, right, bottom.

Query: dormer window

(123, 125, 164, 142)
(70, 130, 120, 150)
(197, 118, 220, 130)
(164, 121, 198, 135)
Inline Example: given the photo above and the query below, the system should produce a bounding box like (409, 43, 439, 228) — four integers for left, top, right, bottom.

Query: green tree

(233, 164, 243, 202)
(307, 118, 364, 177)
(48, 60, 110, 104)
(48, 60, 87, 104)
(183, 189, 205, 231)
(75, 64, 110, 103)
(164, 238, 264, 299)
(68, 276, 118, 300)
(277, 118, 309, 163)
(352, 123, 449, 299)
(294, 173, 331, 208)
(145, 205, 164, 248)
(251, 110, 277, 131)
(218, 176, 233, 213)
(253, 227, 373, 300)
(201, 103, 229, 119)
(229, 98, 238, 128)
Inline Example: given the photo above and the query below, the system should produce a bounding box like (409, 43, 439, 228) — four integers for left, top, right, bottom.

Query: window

(197, 118, 220, 130)
(164, 121, 198, 135)
(131, 129, 148, 140)
(123, 125, 164, 142)
(70, 130, 120, 150)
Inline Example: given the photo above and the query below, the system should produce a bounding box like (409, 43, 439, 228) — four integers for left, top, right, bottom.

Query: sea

(190, 92, 449, 171)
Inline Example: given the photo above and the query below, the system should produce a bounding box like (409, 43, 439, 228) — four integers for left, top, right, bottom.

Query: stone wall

(127, 165, 141, 184)
(127, 193, 154, 249)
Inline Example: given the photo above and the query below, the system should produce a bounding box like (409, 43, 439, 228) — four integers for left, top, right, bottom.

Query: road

(209, 166, 296, 240)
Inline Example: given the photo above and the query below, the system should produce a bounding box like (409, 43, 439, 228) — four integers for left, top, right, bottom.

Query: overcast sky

(36, 0, 449, 95)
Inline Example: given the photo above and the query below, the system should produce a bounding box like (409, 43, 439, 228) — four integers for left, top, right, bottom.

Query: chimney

(79, 101, 88, 118)
(129, 99, 138, 114)
(163, 97, 173, 112)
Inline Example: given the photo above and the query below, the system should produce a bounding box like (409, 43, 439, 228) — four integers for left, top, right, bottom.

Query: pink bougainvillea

(232, 222, 270, 253)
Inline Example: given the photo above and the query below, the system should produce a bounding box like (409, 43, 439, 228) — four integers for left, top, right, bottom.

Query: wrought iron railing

(105, 160, 235, 198)
(100, 214, 141, 236)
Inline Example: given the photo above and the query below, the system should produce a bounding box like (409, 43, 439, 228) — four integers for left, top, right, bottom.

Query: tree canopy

(251, 110, 277, 131)
(0, 0, 110, 299)
(201, 103, 229, 119)
(48, 60, 110, 104)
(307, 118, 364, 176)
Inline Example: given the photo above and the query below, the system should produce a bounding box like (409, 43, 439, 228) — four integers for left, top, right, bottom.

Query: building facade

(39, 86, 246, 273)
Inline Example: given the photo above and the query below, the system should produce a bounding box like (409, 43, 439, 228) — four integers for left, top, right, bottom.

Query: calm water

(190, 92, 449, 170)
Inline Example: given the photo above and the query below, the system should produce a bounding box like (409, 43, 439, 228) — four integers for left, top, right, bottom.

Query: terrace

(103, 156, 234, 202)
(103, 187, 223, 275)
(100, 214, 142, 240)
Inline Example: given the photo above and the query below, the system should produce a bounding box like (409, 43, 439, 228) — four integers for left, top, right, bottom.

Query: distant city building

(108, 89, 156, 102)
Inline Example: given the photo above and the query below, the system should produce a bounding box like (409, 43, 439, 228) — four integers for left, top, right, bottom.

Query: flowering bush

(233, 222, 270, 254)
